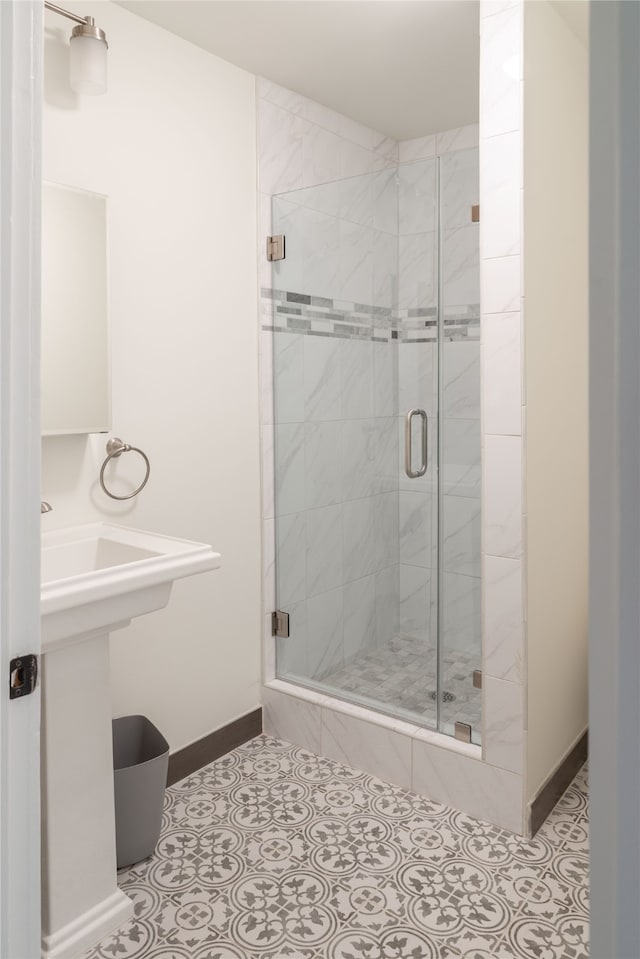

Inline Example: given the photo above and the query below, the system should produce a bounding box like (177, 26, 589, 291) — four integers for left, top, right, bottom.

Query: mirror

(41, 181, 110, 435)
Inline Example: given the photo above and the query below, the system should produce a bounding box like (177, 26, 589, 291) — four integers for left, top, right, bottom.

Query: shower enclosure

(268, 148, 481, 744)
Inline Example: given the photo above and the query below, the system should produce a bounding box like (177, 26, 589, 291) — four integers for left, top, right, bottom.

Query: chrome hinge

(454, 721, 472, 744)
(271, 610, 290, 638)
(473, 669, 482, 689)
(10, 654, 38, 699)
(266, 235, 285, 262)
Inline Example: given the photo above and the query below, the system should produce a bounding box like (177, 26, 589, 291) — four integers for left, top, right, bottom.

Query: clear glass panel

(271, 164, 441, 729)
(438, 147, 482, 743)
(271, 152, 481, 741)
(396, 158, 440, 723)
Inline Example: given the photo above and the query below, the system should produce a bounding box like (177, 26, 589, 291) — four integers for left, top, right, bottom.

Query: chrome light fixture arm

(44, 2, 90, 26)
(44, 1, 109, 94)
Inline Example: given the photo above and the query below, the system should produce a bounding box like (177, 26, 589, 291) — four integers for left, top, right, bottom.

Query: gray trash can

(112, 715, 169, 869)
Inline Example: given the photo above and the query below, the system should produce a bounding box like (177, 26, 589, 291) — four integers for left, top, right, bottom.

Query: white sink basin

(41, 522, 222, 652)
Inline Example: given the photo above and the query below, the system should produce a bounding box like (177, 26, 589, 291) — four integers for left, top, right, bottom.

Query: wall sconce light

(45, 2, 109, 95)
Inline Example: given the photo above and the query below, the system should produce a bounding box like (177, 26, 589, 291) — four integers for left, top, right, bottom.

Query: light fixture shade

(69, 34, 107, 95)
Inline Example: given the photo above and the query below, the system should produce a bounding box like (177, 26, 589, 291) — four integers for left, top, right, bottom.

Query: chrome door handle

(405, 408, 428, 479)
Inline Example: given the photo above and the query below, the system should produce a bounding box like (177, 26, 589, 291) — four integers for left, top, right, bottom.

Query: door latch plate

(10, 654, 38, 699)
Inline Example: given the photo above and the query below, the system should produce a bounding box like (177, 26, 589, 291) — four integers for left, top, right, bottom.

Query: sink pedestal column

(41, 628, 134, 959)
(39, 523, 222, 956)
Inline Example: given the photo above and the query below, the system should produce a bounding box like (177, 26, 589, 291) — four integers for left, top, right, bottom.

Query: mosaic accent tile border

(261, 288, 480, 343)
(82, 738, 589, 959)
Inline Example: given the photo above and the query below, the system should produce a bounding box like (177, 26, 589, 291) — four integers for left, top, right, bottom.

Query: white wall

(42, 1, 262, 752)
(523, 0, 589, 802)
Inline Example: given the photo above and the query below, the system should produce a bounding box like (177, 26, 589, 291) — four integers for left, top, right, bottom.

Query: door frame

(0, 0, 43, 955)
(589, 1, 640, 956)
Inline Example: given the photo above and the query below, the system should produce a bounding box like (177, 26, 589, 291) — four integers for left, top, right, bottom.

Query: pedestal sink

(40, 523, 221, 959)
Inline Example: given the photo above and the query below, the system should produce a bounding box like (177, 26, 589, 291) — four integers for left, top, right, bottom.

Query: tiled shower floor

(320, 636, 482, 734)
(83, 737, 589, 959)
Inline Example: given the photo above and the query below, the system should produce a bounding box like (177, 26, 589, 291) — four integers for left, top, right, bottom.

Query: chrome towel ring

(100, 437, 150, 500)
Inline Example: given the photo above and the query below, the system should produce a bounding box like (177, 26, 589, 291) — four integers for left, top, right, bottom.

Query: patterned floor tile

(82, 737, 589, 959)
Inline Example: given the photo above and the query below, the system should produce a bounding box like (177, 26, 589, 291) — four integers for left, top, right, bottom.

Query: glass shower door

(269, 165, 441, 729)
(438, 147, 482, 743)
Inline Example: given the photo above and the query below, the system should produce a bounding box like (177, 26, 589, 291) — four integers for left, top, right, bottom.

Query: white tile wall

(305, 422, 342, 509)
(437, 124, 481, 156)
(483, 676, 525, 774)
(399, 491, 433, 569)
(480, 0, 526, 825)
(483, 434, 523, 559)
(306, 506, 343, 597)
(398, 342, 435, 416)
(258, 78, 397, 198)
(480, 4, 523, 139)
(307, 587, 344, 679)
(343, 575, 377, 660)
(483, 311, 522, 435)
(442, 418, 481, 498)
(341, 340, 375, 419)
(276, 512, 306, 605)
(443, 495, 481, 577)
(273, 423, 305, 516)
(399, 564, 432, 642)
(275, 600, 308, 679)
(443, 226, 480, 307)
(398, 134, 436, 164)
(484, 555, 524, 682)
(398, 233, 437, 310)
(442, 571, 482, 653)
(480, 131, 522, 258)
(443, 342, 481, 420)
(481, 254, 521, 314)
(375, 566, 400, 645)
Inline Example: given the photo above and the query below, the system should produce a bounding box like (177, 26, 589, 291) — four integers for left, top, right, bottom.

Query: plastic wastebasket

(112, 715, 169, 869)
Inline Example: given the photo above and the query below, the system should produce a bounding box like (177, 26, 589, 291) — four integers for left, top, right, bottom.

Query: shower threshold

(278, 636, 481, 742)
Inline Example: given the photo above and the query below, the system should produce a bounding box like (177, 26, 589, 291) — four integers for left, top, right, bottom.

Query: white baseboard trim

(42, 888, 133, 959)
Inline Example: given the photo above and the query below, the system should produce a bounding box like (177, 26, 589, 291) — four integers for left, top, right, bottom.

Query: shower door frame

(268, 159, 452, 736)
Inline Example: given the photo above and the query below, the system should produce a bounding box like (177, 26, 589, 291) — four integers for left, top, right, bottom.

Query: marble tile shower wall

(258, 78, 401, 686)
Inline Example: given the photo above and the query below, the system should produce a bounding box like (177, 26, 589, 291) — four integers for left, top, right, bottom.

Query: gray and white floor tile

(83, 738, 589, 959)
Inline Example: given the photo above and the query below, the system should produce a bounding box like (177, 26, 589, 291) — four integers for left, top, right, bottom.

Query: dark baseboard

(529, 730, 588, 836)
(167, 707, 263, 786)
